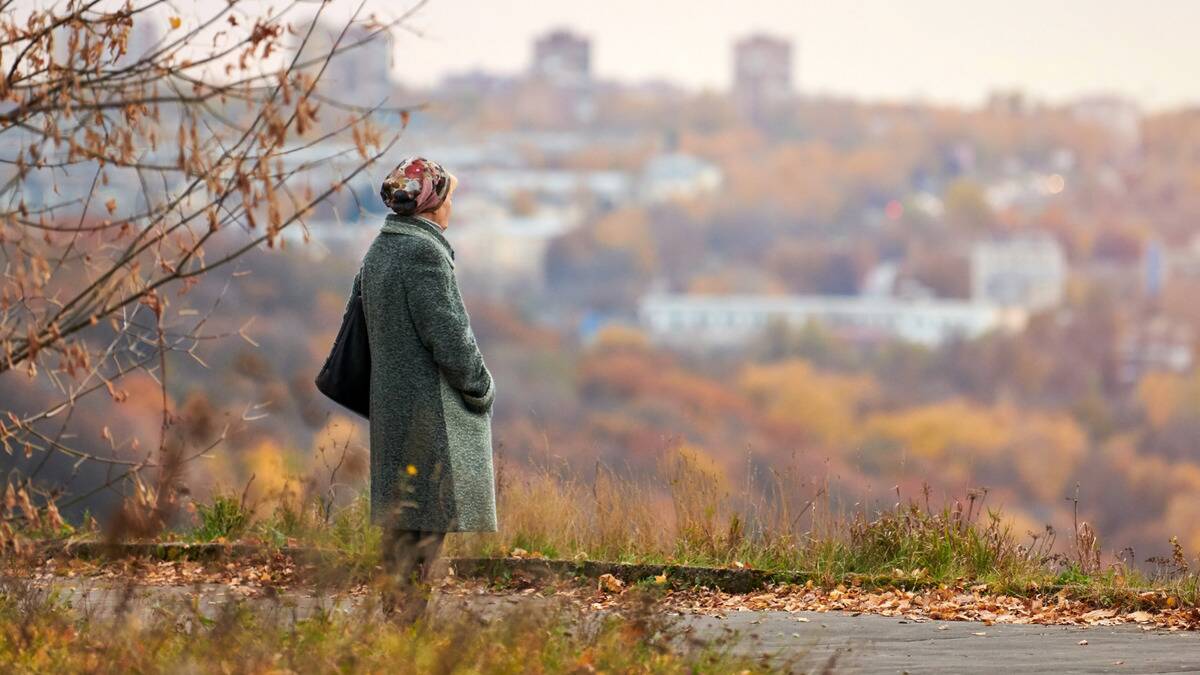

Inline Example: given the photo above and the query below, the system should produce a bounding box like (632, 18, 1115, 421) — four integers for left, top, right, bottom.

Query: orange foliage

(738, 360, 877, 447)
(864, 400, 1010, 461)
(1136, 371, 1200, 430)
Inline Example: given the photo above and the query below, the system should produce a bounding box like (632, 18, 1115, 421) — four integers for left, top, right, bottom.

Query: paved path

(697, 609, 1200, 673)
(11, 579, 1200, 673)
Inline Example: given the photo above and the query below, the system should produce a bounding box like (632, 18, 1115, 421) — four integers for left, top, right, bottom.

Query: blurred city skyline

(11, 0, 1189, 108)
(382, 0, 1196, 109)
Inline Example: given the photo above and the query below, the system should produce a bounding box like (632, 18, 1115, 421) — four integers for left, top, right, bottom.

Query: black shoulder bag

(315, 268, 371, 418)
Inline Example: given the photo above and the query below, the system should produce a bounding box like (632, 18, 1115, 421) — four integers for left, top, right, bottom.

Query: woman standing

(357, 156, 497, 619)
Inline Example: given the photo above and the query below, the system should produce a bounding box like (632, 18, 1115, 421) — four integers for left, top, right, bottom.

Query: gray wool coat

(352, 214, 497, 533)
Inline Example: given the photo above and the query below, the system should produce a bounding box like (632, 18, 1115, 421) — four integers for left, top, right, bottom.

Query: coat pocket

(438, 374, 493, 453)
(437, 374, 498, 532)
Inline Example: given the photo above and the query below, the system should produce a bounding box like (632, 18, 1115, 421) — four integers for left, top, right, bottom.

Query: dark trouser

(380, 528, 445, 619)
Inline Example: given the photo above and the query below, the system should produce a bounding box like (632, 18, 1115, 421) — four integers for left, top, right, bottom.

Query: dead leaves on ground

(661, 583, 1200, 631)
(11, 555, 1200, 631)
(16, 554, 300, 596)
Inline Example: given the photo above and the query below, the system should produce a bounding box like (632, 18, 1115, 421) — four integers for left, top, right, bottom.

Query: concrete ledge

(27, 541, 805, 592)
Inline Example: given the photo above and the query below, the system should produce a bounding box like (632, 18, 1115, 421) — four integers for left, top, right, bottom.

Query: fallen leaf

(598, 573, 624, 594)
(1081, 608, 1118, 624)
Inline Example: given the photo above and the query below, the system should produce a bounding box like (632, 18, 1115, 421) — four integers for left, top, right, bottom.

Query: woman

(356, 156, 497, 619)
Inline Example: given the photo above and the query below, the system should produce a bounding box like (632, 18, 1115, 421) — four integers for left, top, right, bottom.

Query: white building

(970, 234, 1066, 312)
(982, 170, 1071, 211)
(640, 294, 1027, 349)
(1117, 317, 1195, 385)
(446, 152, 716, 208)
(468, 168, 632, 208)
(638, 153, 723, 203)
(446, 197, 583, 294)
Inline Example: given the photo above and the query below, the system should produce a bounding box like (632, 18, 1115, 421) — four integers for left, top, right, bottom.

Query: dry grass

(446, 453, 1200, 605)
(0, 577, 766, 674)
(10, 447, 1200, 605)
(449, 455, 1036, 581)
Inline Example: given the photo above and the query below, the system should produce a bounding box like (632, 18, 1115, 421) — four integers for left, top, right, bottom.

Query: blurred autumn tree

(942, 179, 994, 232)
(0, 0, 409, 531)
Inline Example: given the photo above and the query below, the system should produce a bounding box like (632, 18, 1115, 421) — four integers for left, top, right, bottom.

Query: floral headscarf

(380, 156, 451, 216)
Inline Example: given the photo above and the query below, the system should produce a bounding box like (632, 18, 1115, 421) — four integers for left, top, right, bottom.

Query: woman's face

(443, 173, 458, 218)
(427, 172, 458, 228)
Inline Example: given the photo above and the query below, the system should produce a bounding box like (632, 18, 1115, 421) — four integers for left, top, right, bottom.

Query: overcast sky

(11, 0, 1197, 109)
(375, 0, 1198, 110)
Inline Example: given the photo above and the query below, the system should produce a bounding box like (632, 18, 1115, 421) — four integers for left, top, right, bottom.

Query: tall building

(732, 34, 793, 118)
(531, 29, 591, 87)
(295, 20, 396, 107)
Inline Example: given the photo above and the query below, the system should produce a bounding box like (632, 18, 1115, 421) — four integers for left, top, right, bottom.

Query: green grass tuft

(190, 494, 253, 543)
